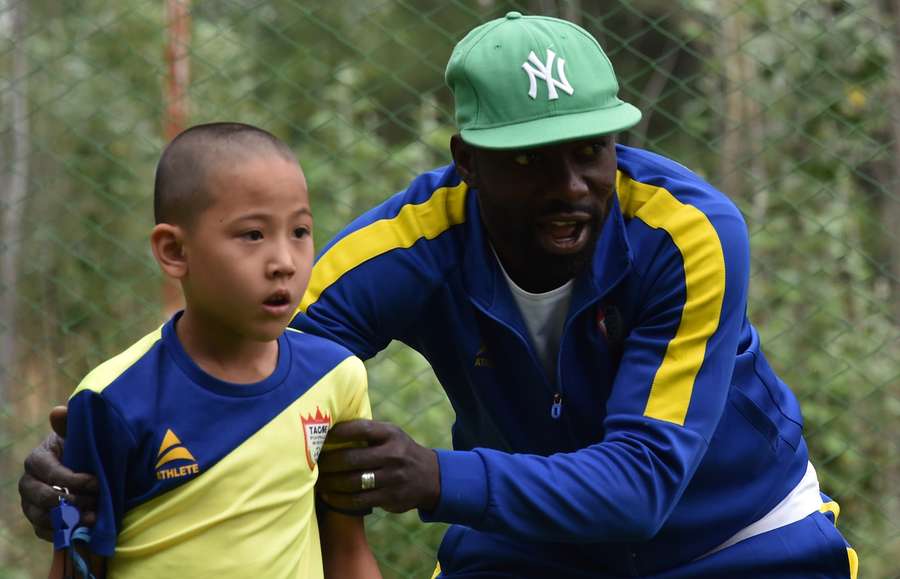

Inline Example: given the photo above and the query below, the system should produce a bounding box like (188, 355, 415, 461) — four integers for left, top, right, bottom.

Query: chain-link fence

(1, 0, 898, 577)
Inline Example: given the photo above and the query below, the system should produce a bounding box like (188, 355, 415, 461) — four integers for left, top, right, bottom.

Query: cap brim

(460, 101, 642, 150)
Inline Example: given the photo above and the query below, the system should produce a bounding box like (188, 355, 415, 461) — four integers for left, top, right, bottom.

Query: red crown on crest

(302, 407, 331, 424)
(301, 406, 332, 470)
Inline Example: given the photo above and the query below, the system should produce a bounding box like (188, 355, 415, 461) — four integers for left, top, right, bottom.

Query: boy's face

(180, 153, 313, 342)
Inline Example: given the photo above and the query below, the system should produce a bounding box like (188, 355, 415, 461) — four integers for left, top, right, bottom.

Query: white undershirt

(701, 461, 823, 557)
(496, 256, 573, 380)
(494, 253, 822, 554)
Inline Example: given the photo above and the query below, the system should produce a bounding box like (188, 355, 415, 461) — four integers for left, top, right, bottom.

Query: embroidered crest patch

(596, 306, 608, 338)
(301, 407, 332, 470)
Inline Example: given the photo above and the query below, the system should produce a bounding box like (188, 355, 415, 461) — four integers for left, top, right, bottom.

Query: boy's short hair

(154, 122, 296, 226)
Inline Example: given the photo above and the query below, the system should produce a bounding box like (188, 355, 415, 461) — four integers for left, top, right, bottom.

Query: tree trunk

(630, 44, 679, 149)
(162, 0, 191, 316)
(718, 1, 749, 207)
(559, 0, 582, 24)
(885, 0, 900, 325)
(0, 3, 29, 564)
(877, 0, 900, 566)
(528, 0, 581, 22)
(1, 0, 30, 408)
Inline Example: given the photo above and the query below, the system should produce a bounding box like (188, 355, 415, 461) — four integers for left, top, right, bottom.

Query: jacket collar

(461, 180, 633, 323)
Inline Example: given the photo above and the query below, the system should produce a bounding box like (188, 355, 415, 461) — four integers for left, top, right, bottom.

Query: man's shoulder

(616, 145, 744, 223)
(405, 163, 465, 200)
(327, 163, 467, 239)
(71, 324, 166, 400)
(613, 146, 750, 290)
(305, 163, 471, 308)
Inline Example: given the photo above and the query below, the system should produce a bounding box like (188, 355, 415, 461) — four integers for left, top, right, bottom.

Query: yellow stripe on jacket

(616, 172, 727, 426)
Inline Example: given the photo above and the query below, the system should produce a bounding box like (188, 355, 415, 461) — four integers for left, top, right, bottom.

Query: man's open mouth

(537, 213, 592, 254)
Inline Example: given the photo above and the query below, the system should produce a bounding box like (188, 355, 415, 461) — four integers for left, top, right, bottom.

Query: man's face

(180, 154, 314, 342)
(454, 135, 617, 292)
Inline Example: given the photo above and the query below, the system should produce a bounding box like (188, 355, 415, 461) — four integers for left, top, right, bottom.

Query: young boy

(49, 122, 382, 578)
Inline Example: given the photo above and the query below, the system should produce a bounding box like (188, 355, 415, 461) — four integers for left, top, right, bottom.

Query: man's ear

(450, 134, 478, 188)
(150, 223, 188, 279)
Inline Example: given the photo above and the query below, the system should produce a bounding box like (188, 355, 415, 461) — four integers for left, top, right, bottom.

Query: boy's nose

(267, 243, 296, 278)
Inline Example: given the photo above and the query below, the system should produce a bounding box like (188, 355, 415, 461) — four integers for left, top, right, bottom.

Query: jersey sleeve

(423, 203, 750, 543)
(333, 356, 372, 423)
(63, 390, 136, 556)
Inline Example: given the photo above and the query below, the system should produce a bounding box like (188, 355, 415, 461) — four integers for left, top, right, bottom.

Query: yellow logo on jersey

(155, 428, 200, 480)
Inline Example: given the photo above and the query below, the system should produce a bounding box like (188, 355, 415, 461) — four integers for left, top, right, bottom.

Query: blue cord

(67, 527, 96, 579)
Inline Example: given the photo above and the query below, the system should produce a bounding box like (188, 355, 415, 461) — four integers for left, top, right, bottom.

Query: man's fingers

(19, 473, 98, 540)
(49, 406, 68, 438)
(18, 469, 64, 511)
(319, 419, 406, 473)
(24, 435, 98, 495)
(19, 430, 99, 543)
(32, 524, 53, 542)
(317, 422, 439, 514)
(23, 435, 64, 487)
(324, 419, 392, 445)
(317, 444, 385, 474)
(19, 473, 56, 538)
(318, 468, 394, 494)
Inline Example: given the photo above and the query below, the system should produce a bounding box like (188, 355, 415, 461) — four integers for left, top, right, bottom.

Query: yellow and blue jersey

(63, 312, 371, 578)
(291, 145, 851, 576)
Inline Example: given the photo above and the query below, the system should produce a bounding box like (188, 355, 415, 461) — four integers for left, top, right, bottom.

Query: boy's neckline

(162, 311, 292, 397)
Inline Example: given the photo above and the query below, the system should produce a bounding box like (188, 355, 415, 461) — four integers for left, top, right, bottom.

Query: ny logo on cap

(521, 49, 574, 100)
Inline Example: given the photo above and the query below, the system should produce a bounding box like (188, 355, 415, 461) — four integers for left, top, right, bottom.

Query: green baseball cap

(445, 11, 641, 150)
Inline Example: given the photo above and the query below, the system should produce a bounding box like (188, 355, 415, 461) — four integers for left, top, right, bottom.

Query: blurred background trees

(1, 0, 897, 577)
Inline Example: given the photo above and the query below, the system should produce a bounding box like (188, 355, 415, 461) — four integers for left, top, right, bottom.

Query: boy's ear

(150, 223, 188, 279)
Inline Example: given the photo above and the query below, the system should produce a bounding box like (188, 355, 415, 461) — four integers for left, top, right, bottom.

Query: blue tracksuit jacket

(291, 145, 811, 576)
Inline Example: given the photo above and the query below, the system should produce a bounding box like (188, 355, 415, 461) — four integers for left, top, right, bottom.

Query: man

(20, 12, 857, 579)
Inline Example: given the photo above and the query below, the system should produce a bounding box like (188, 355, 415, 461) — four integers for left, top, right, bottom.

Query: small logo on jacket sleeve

(474, 343, 493, 368)
(301, 407, 332, 470)
(155, 429, 200, 480)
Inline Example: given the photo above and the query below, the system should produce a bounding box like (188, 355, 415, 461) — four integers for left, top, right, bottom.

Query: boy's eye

(293, 227, 311, 239)
(242, 230, 263, 241)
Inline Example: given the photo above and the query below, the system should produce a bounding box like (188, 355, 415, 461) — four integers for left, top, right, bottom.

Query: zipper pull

(550, 393, 563, 419)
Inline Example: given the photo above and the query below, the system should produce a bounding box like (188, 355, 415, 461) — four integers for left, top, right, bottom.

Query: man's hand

(18, 406, 98, 540)
(317, 420, 440, 514)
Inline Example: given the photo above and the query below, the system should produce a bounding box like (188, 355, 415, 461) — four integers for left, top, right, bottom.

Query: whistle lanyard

(51, 486, 96, 579)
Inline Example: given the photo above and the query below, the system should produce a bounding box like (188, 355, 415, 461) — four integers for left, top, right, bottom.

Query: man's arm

(319, 509, 382, 579)
(318, 206, 750, 543)
(20, 406, 99, 541)
(290, 167, 466, 360)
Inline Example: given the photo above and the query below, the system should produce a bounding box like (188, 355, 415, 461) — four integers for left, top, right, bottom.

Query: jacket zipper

(468, 298, 561, 417)
(550, 392, 563, 419)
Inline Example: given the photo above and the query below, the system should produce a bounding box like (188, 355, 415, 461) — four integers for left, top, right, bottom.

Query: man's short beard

(531, 197, 607, 284)
(535, 226, 600, 284)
